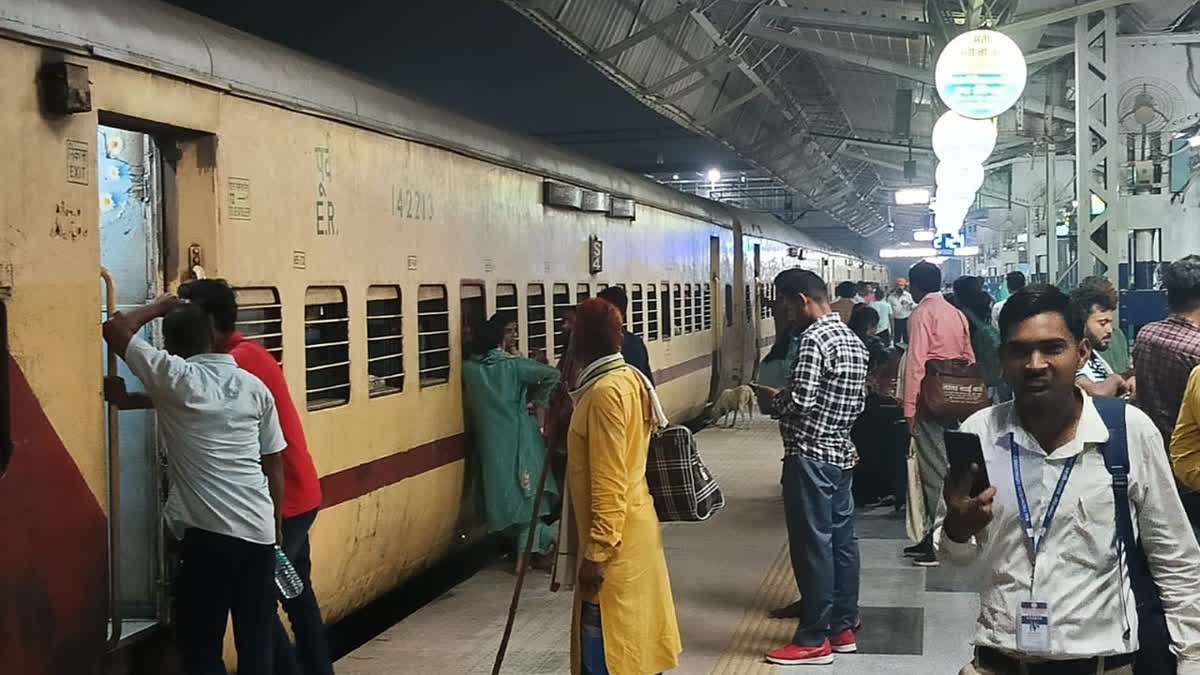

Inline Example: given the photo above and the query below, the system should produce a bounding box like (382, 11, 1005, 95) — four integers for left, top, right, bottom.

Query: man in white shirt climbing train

(102, 295, 287, 675)
(937, 284, 1200, 675)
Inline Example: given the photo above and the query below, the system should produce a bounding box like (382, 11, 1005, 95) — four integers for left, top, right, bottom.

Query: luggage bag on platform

(646, 424, 725, 522)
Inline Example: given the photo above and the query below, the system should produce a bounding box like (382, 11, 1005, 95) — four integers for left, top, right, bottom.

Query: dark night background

(165, 0, 742, 177)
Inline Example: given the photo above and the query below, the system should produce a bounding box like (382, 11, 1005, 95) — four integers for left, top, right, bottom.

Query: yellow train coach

(0, 1, 885, 672)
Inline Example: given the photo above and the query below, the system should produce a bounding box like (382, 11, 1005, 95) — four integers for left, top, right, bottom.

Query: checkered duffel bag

(646, 425, 725, 522)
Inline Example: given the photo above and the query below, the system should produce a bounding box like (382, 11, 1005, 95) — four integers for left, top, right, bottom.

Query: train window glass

(673, 284, 682, 336)
(745, 284, 752, 322)
(702, 283, 712, 331)
(759, 283, 769, 320)
(661, 283, 671, 341)
(647, 284, 659, 342)
(597, 283, 608, 292)
(576, 283, 590, 303)
(366, 285, 404, 397)
(527, 283, 547, 359)
(417, 285, 451, 387)
(631, 284, 645, 337)
(496, 284, 519, 353)
(616, 283, 626, 291)
(686, 282, 696, 331)
(234, 287, 283, 365)
(724, 284, 733, 328)
(304, 286, 350, 411)
(552, 283, 571, 359)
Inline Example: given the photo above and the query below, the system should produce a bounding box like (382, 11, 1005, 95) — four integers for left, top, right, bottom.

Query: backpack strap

(1093, 396, 1138, 560)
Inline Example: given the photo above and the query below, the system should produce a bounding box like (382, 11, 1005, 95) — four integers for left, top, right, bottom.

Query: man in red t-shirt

(178, 280, 332, 675)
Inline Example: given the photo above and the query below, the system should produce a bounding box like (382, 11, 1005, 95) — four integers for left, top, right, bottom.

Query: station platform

(337, 418, 982, 674)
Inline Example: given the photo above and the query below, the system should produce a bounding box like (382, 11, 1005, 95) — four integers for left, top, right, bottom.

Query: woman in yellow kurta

(566, 298, 681, 675)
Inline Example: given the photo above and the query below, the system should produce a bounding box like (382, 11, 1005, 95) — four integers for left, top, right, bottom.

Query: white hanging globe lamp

(935, 29, 1028, 119)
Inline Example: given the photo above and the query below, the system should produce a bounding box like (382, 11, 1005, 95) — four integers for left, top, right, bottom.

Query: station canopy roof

(504, 0, 1200, 252)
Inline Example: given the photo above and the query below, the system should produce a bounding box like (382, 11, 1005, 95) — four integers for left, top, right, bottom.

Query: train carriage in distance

(0, 0, 886, 672)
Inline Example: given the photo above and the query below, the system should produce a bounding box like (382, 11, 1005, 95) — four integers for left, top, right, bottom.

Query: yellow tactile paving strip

(709, 542, 795, 675)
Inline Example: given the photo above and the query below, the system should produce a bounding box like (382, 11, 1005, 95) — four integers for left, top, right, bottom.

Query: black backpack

(1094, 396, 1176, 675)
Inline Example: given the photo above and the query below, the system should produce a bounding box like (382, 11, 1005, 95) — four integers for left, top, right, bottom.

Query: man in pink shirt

(902, 261, 975, 567)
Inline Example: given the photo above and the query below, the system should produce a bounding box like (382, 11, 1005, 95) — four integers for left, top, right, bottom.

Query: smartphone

(944, 430, 990, 497)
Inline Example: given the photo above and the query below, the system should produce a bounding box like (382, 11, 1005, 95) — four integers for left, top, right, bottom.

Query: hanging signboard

(935, 30, 1027, 119)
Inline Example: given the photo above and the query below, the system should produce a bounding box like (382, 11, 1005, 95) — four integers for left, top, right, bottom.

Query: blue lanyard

(1010, 433, 1077, 559)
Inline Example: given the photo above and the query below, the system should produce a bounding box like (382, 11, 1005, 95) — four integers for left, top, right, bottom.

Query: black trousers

(893, 318, 909, 344)
(177, 528, 276, 675)
(272, 509, 335, 675)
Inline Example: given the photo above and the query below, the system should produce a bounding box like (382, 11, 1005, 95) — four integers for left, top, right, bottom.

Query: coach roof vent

(543, 181, 583, 209)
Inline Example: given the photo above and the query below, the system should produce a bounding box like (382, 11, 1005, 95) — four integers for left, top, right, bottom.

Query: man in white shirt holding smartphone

(937, 284, 1200, 674)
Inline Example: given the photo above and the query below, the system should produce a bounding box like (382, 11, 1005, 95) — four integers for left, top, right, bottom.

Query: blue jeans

(580, 602, 609, 675)
(782, 455, 860, 646)
(272, 509, 334, 675)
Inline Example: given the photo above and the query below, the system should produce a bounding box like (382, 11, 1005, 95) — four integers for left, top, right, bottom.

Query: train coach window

(304, 286, 350, 411)
(596, 283, 608, 292)
(552, 283, 571, 359)
(527, 284, 547, 358)
(661, 283, 671, 341)
(702, 283, 712, 331)
(725, 284, 733, 328)
(366, 285, 404, 397)
(647, 285, 659, 342)
(631, 284, 644, 337)
(576, 283, 590, 304)
(673, 284, 682, 336)
(745, 285, 752, 323)
(418, 285, 451, 387)
(686, 282, 696, 331)
(234, 287, 283, 365)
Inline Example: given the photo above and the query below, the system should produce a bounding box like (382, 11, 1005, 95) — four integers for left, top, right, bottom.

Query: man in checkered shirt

(754, 268, 869, 666)
(1133, 255, 1200, 528)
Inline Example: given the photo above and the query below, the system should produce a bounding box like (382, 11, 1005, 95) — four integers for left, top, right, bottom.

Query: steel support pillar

(1074, 7, 1123, 280)
(1046, 143, 1059, 285)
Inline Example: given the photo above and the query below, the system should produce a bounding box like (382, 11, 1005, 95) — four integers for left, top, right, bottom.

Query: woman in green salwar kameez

(462, 315, 562, 572)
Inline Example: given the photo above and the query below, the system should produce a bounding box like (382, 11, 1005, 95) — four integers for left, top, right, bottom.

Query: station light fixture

(953, 246, 981, 257)
(931, 111, 997, 164)
(935, 161, 985, 195)
(913, 230, 935, 242)
(672, 174, 680, 180)
(894, 188, 931, 205)
(924, 256, 949, 264)
(880, 247, 937, 258)
(706, 168, 722, 183)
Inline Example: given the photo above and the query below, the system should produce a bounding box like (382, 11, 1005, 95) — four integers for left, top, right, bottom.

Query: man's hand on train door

(579, 559, 606, 595)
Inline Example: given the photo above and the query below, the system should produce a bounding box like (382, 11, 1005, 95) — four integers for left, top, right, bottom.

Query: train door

(707, 236, 723, 399)
(750, 244, 762, 382)
(457, 281, 488, 534)
(460, 281, 487, 353)
(98, 125, 166, 644)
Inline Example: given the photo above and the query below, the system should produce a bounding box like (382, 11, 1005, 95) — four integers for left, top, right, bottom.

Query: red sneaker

(764, 640, 834, 665)
(829, 628, 858, 653)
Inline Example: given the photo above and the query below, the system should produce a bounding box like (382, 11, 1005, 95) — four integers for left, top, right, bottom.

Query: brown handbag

(919, 358, 989, 421)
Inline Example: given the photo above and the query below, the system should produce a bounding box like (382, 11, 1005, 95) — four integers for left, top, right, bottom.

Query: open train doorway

(456, 282, 489, 538)
(98, 125, 167, 646)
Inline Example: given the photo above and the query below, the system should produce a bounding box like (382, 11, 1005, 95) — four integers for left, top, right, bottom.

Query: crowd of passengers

(752, 256, 1200, 674)
(101, 254, 1200, 675)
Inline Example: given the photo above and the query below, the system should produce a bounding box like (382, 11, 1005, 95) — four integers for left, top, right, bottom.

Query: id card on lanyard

(1010, 433, 1077, 653)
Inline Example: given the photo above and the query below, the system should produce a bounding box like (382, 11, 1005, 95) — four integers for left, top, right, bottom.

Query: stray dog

(709, 385, 755, 428)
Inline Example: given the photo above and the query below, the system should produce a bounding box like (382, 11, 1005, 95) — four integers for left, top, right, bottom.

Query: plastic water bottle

(274, 546, 304, 600)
